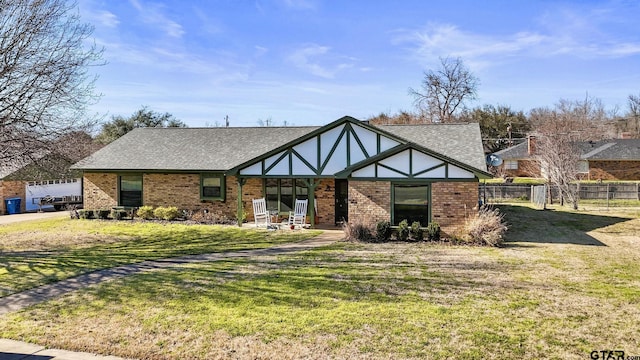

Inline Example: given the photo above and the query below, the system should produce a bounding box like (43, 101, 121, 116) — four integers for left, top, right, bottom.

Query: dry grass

(1, 205, 639, 359)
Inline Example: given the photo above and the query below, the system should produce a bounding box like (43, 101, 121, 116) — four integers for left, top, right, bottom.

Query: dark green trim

(228, 116, 409, 176)
(390, 182, 432, 226)
(200, 173, 226, 201)
(80, 169, 228, 174)
(376, 162, 410, 177)
(319, 126, 347, 173)
(262, 178, 313, 215)
(117, 173, 143, 207)
(413, 163, 446, 177)
(350, 123, 370, 158)
(291, 148, 318, 174)
(334, 143, 492, 180)
(264, 151, 289, 174)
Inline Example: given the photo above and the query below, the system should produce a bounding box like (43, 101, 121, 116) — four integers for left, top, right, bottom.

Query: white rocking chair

(252, 198, 271, 228)
(288, 199, 308, 229)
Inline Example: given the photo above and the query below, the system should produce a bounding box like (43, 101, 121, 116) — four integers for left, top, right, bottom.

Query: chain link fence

(480, 182, 640, 209)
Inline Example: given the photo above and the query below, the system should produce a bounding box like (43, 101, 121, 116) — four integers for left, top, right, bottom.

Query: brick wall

(83, 173, 118, 209)
(83, 173, 345, 222)
(431, 182, 479, 236)
(588, 160, 640, 181)
(314, 178, 335, 226)
(0, 180, 27, 214)
(348, 181, 391, 225)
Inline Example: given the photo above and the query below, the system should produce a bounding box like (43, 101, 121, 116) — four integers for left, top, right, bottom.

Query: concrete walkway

(0, 230, 343, 360)
(0, 211, 68, 225)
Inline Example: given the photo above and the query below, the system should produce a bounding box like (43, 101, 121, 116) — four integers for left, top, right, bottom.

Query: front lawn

(0, 218, 319, 297)
(1, 205, 638, 359)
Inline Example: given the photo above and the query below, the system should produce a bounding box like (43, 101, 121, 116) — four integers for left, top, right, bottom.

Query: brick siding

(81, 173, 336, 225)
(348, 181, 391, 225)
(588, 160, 640, 181)
(431, 182, 479, 236)
(83, 173, 118, 209)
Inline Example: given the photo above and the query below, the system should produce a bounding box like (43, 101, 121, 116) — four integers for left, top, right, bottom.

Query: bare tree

(409, 57, 479, 123)
(529, 96, 611, 209)
(0, 0, 104, 170)
(622, 93, 640, 137)
(535, 131, 581, 209)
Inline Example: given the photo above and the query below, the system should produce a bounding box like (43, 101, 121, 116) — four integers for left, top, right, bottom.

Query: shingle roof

(72, 120, 488, 173)
(377, 123, 487, 171)
(495, 138, 640, 161)
(494, 141, 529, 159)
(576, 139, 640, 160)
(72, 127, 319, 171)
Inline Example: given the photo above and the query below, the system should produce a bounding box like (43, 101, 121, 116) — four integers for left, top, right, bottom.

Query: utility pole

(225, 115, 229, 127)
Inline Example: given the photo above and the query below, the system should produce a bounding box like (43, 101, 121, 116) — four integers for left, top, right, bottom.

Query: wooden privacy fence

(480, 183, 640, 203)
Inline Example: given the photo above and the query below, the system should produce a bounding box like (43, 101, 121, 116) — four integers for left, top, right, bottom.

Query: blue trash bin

(5, 197, 22, 215)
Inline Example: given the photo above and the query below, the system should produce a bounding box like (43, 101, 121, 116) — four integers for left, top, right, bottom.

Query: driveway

(0, 210, 68, 225)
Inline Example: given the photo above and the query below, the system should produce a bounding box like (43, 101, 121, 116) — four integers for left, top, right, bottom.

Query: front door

(335, 179, 348, 225)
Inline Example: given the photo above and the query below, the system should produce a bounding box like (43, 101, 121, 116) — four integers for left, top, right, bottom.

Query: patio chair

(252, 198, 271, 227)
(288, 198, 308, 229)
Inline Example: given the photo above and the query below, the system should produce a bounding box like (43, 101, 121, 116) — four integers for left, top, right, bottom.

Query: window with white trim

(577, 160, 589, 173)
(504, 160, 518, 170)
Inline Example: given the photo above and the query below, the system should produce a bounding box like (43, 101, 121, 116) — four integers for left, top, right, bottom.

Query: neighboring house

(0, 154, 83, 214)
(495, 136, 640, 180)
(71, 116, 491, 235)
(493, 136, 540, 178)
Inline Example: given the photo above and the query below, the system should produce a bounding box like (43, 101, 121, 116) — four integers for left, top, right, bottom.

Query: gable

(337, 144, 490, 180)
(234, 117, 405, 177)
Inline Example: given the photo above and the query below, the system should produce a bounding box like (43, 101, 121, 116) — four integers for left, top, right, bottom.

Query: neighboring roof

(377, 123, 487, 171)
(495, 138, 640, 161)
(576, 139, 640, 160)
(72, 117, 488, 174)
(494, 141, 529, 159)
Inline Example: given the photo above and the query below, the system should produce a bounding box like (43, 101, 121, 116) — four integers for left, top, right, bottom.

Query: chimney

(620, 132, 632, 139)
(527, 135, 536, 155)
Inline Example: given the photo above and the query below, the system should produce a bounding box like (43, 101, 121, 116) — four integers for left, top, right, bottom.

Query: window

(264, 178, 309, 213)
(393, 184, 429, 226)
(577, 160, 589, 173)
(201, 174, 225, 200)
(504, 160, 518, 170)
(119, 175, 142, 207)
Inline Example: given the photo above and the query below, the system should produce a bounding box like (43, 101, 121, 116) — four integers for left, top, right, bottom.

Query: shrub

(342, 218, 374, 242)
(426, 222, 441, 241)
(397, 220, 410, 241)
(96, 209, 110, 219)
(110, 209, 128, 220)
(410, 221, 424, 241)
(78, 209, 94, 219)
(153, 206, 180, 221)
(375, 221, 392, 242)
(462, 206, 508, 246)
(136, 206, 154, 220)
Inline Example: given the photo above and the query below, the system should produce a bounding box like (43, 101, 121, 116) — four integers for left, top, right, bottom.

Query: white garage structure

(25, 178, 82, 211)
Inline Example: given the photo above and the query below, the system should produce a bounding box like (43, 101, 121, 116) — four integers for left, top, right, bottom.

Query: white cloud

(96, 11, 119, 28)
(397, 15, 640, 71)
(129, 0, 185, 38)
(287, 44, 354, 78)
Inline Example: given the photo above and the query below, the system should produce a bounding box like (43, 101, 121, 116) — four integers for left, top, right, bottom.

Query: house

(495, 136, 640, 180)
(71, 116, 491, 235)
(1, 154, 83, 214)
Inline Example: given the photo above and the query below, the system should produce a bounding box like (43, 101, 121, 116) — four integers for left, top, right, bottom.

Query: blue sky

(79, 0, 640, 127)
